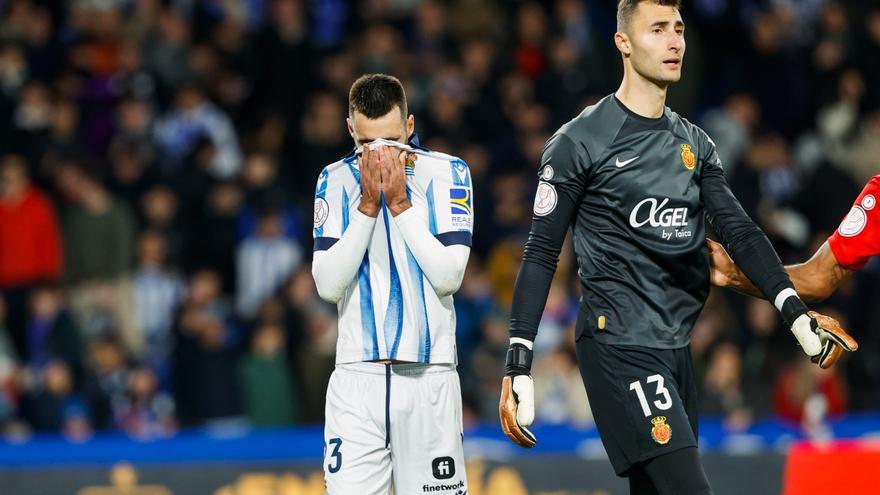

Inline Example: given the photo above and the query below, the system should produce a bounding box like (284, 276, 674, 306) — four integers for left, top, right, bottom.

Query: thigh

(390, 368, 468, 495)
(575, 336, 698, 476)
(641, 446, 713, 495)
(324, 367, 392, 495)
(628, 466, 660, 495)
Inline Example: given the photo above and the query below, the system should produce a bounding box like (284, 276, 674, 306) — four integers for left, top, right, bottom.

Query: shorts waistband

(336, 361, 456, 376)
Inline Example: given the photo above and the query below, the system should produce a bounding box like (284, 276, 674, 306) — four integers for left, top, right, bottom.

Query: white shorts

(324, 362, 468, 495)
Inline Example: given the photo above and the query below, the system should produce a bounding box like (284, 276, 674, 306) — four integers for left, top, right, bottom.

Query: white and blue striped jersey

(313, 143, 473, 364)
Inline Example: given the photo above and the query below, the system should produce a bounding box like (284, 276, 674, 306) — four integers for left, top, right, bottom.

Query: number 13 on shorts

(629, 374, 673, 417)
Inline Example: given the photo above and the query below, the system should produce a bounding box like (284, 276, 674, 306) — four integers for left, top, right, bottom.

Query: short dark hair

(348, 74, 407, 120)
(617, 0, 682, 32)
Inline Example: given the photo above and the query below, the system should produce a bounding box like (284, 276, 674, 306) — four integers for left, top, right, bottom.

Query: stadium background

(0, 0, 879, 493)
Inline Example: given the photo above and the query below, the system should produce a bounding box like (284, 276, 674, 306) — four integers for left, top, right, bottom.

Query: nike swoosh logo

(615, 156, 639, 168)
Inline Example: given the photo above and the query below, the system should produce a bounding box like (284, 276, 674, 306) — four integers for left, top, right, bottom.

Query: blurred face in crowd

(44, 361, 73, 396)
(188, 270, 221, 305)
(257, 214, 284, 238)
(207, 182, 242, 216)
(347, 105, 414, 147)
(253, 323, 285, 358)
(615, 2, 685, 87)
(138, 231, 167, 267)
(30, 287, 61, 320)
(242, 153, 276, 188)
(90, 340, 125, 374)
(0, 155, 28, 198)
(128, 368, 158, 400)
(141, 186, 178, 227)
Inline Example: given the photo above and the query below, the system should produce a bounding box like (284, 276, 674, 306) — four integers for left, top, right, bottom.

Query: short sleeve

(828, 176, 880, 270)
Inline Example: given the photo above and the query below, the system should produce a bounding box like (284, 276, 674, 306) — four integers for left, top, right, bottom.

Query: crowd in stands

(0, 0, 878, 439)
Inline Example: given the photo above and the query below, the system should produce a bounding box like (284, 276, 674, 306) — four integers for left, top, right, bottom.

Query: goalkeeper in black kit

(497, 1, 858, 494)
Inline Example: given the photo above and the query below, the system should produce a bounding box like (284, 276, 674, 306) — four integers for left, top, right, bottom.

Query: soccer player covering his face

(312, 74, 473, 494)
(497, 2, 857, 494)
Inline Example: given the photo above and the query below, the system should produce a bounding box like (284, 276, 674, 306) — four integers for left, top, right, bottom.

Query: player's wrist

(388, 197, 411, 216)
(357, 201, 380, 217)
(776, 289, 808, 327)
(505, 342, 533, 376)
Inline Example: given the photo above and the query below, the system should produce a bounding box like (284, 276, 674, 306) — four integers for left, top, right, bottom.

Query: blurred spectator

(531, 342, 592, 427)
(239, 322, 296, 427)
(56, 164, 135, 283)
(774, 358, 847, 425)
(701, 93, 760, 175)
(154, 84, 242, 178)
(700, 342, 753, 431)
(24, 284, 83, 374)
(185, 181, 242, 292)
(0, 297, 21, 428)
(55, 163, 137, 349)
(0, 0, 874, 434)
(173, 269, 241, 426)
(0, 154, 62, 350)
(139, 185, 184, 266)
(82, 336, 130, 431)
(131, 231, 184, 381)
(116, 366, 175, 439)
(21, 360, 91, 438)
(235, 209, 302, 319)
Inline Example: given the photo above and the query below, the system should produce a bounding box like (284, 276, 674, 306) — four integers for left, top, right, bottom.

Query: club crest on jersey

(681, 144, 696, 170)
(405, 153, 417, 176)
(650, 416, 672, 445)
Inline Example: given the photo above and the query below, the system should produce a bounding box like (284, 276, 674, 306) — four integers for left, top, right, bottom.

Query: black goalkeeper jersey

(509, 95, 795, 348)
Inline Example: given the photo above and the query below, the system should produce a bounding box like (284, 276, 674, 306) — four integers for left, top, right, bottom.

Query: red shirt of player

(828, 176, 880, 270)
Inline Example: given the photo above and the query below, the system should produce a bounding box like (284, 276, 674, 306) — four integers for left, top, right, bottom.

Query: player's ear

(346, 117, 356, 140)
(614, 31, 631, 57)
(406, 114, 415, 139)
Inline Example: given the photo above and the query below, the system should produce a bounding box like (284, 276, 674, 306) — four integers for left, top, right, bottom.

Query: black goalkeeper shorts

(575, 335, 700, 476)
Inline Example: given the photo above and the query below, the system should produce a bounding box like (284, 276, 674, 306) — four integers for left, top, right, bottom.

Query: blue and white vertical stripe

(312, 148, 472, 365)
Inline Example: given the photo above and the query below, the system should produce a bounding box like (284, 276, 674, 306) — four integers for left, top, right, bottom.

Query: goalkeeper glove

(781, 292, 858, 368)
(499, 340, 537, 448)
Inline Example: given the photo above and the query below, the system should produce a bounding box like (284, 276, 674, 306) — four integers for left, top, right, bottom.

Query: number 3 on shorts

(629, 374, 673, 417)
(326, 438, 343, 473)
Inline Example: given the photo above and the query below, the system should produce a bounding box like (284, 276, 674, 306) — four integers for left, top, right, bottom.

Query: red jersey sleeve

(828, 176, 880, 270)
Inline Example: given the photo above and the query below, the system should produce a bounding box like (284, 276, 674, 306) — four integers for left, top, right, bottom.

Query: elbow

(434, 268, 466, 297)
(312, 263, 343, 304)
(431, 252, 468, 297)
(315, 284, 342, 304)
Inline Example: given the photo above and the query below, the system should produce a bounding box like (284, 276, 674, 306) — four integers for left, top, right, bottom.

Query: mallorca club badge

(650, 416, 672, 445)
(681, 144, 696, 170)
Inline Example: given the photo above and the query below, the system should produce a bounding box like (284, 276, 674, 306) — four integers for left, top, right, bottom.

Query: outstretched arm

(709, 239, 852, 302)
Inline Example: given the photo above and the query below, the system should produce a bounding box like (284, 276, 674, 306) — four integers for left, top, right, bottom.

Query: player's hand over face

(357, 146, 382, 217)
(380, 146, 412, 216)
